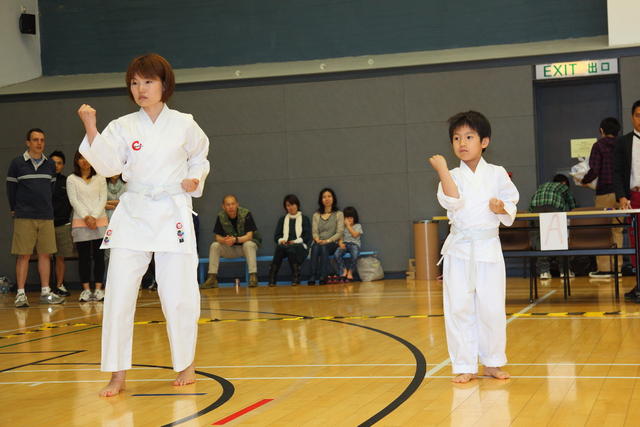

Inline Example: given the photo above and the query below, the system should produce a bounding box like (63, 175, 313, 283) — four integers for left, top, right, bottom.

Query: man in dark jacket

(50, 150, 73, 296)
(612, 100, 640, 301)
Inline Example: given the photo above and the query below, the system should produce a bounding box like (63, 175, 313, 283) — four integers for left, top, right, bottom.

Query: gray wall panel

(285, 77, 404, 131)
(209, 133, 288, 183)
(174, 86, 286, 136)
(620, 56, 640, 133)
(287, 126, 407, 178)
(404, 65, 534, 123)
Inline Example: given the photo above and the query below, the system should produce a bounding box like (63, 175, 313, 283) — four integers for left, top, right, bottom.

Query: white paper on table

(539, 212, 568, 250)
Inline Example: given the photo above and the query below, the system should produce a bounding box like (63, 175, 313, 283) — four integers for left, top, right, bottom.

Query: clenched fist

(489, 198, 505, 214)
(181, 178, 200, 192)
(428, 155, 448, 173)
(77, 104, 97, 129)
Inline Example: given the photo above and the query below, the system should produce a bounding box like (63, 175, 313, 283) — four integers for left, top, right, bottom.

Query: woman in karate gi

(77, 53, 210, 397)
(429, 111, 519, 384)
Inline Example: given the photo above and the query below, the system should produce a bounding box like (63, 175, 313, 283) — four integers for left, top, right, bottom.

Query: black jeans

(76, 238, 105, 283)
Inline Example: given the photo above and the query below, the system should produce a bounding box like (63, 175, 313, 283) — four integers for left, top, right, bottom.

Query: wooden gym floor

(1, 276, 639, 426)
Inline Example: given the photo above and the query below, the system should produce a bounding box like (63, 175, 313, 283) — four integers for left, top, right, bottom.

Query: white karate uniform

(79, 105, 210, 372)
(437, 158, 519, 374)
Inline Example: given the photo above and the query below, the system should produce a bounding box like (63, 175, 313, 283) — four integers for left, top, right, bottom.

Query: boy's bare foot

(173, 362, 196, 386)
(484, 366, 510, 380)
(99, 371, 126, 397)
(452, 373, 477, 383)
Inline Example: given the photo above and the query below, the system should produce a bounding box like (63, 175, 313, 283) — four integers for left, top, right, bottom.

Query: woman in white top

(66, 151, 108, 302)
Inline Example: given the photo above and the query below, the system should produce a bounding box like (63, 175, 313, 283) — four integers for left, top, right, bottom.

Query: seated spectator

(334, 206, 363, 282)
(309, 188, 344, 285)
(67, 151, 107, 302)
(202, 194, 262, 288)
(268, 194, 312, 286)
(50, 150, 73, 297)
(529, 174, 576, 279)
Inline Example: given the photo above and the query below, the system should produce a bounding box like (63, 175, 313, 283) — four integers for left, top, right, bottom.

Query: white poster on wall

(539, 212, 568, 250)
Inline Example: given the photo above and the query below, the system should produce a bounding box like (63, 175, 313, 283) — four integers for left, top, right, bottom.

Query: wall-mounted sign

(535, 58, 618, 80)
(570, 138, 597, 158)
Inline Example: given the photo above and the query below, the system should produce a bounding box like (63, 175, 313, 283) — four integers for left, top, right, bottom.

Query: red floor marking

(212, 399, 274, 425)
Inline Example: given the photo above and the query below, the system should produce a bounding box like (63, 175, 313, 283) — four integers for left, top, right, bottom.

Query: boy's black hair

(317, 188, 338, 213)
(447, 111, 492, 141)
(283, 194, 301, 211)
(600, 117, 620, 136)
(343, 206, 359, 224)
(26, 128, 45, 140)
(49, 150, 66, 164)
(553, 174, 570, 186)
(632, 100, 640, 115)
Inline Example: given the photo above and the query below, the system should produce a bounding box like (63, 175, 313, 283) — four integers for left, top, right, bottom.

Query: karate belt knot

(125, 182, 197, 219)
(126, 182, 185, 201)
(438, 226, 499, 293)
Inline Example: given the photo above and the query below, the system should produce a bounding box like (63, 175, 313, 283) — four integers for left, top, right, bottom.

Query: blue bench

(198, 250, 377, 285)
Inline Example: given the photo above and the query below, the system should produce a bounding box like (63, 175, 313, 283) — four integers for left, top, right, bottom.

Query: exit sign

(535, 59, 618, 80)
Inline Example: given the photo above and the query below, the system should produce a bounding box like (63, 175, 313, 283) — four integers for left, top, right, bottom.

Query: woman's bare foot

(484, 366, 510, 380)
(452, 373, 477, 383)
(173, 362, 196, 386)
(99, 371, 126, 397)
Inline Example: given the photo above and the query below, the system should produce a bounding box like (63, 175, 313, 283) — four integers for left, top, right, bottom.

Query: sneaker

(40, 293, 65, 304)
(15, 293, 29, 308)
(560, 270, 575, 278)
(539, 271, 552, 280)
(248, 273, 259, 288)
(589, 271, 611, 278)
(200, 274, 218, 289)
(93, 289, 105, 302)
(79, 289, 93, 302)
(54, 284, 71, 297)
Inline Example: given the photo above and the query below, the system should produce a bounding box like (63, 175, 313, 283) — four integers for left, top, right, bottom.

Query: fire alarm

(19, 13, 36, 35)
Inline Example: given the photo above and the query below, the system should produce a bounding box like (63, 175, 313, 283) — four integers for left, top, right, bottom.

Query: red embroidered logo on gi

(106, 229, 112, 236)
(176, 222, 183, 229)
(131, 140, 142, 151)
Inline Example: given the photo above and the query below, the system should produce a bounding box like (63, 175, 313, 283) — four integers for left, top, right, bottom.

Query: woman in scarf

(268, 194, 311, 286)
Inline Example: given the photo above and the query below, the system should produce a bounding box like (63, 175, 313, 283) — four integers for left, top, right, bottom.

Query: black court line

(0, 350, 86, 373)
(32, 361, 235, 427)
(0, 325, 100, 349)
(220, 308, 426, 426)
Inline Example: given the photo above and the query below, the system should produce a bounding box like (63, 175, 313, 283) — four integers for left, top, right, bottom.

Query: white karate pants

(442, 254, 507, 374)
(101, 248, 200, 372)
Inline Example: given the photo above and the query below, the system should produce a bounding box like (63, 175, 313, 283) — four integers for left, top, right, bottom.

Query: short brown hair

(125, 53, 175, 103)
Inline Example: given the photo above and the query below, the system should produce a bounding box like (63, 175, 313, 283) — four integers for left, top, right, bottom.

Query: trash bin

(413, 220, 440, 280)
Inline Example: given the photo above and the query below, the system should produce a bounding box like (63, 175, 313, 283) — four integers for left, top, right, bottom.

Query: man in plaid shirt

(582, 117, 622, 278)
(529, 174, 576, 279)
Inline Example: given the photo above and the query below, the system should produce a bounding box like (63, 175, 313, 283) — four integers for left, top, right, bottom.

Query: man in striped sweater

(6, 128, 65, 307)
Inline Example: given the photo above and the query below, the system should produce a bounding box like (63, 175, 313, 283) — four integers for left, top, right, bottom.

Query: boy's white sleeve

(436, 174, 463, 211)
(79, 120, 128, 178)
(497, 167, 519, 226)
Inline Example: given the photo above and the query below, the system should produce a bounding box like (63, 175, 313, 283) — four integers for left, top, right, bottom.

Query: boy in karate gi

(77, 54, 210, 396)
(429, 111, 519, 384)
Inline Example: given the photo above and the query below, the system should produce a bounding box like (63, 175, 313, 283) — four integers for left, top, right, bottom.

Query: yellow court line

(1, 311, 635, 340)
